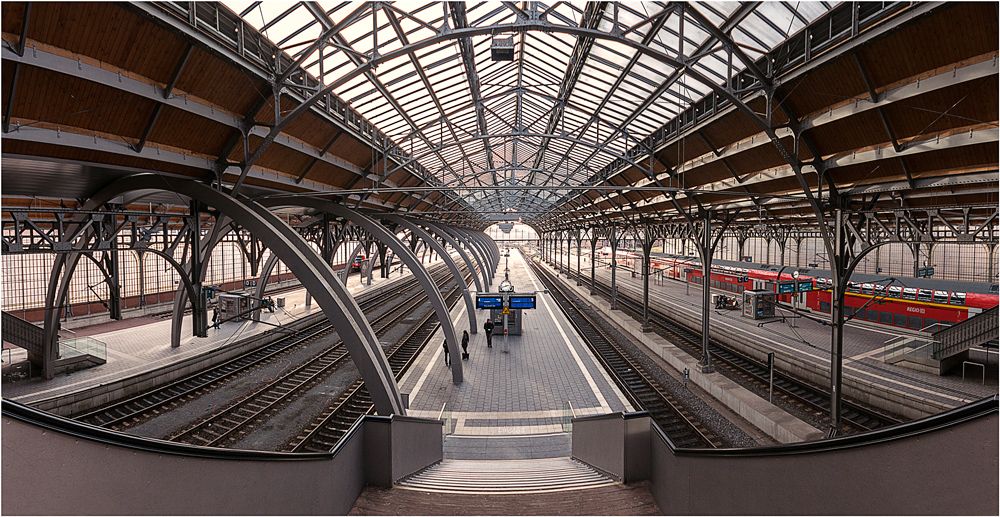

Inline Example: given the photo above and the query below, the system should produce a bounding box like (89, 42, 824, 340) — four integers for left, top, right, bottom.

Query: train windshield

(950, 292, 967, 306)
(902, 288, 918, 300)
(933, 291, 949, 304)
(917, 289, 933, 302)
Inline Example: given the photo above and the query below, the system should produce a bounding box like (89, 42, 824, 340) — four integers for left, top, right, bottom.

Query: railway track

(551, 258, 901, 433)
(72, 268, 440, 429)
(286, 271, 472, 452)
(527, 257, 719, 448)
(164, 269, 461, 448)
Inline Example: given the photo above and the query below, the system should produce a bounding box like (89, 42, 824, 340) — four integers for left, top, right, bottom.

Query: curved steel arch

(72, 174, 405, 415)
(445, 225, 493, 288)
(379, 214, 471, 383)
(259, 198, 466, 383)
(466, 229, 499, 270)
(416, 220, 486, 294)
(451, 227, 497, 278)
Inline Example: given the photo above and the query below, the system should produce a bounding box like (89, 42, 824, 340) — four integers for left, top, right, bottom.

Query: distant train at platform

(641, 254, 998, 333)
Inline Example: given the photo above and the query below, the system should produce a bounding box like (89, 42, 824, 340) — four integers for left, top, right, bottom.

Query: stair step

(398, 458, 616, 494)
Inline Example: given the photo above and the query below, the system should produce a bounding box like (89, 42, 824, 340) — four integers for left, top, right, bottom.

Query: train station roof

(1, 2, 997, 232)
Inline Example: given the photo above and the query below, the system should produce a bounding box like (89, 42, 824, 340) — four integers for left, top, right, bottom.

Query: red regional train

(641, 254, 999, 333)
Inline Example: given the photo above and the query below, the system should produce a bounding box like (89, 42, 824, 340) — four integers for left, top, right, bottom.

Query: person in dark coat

(483, 319, 494, 347)
(461, 330, 470, 360)
(211, 306, 221, 329)
(442, 339, 450, 366)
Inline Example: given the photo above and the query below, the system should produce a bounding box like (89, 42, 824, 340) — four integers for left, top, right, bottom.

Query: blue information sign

(797, 281, 814, 292)
(476, 296, 503, 309)
(777, 283, 795, 294)
(508, 295, 537, 309)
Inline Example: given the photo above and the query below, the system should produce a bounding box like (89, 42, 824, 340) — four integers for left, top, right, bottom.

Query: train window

(901, 288, 917, 300)
(942, 321, 955, 327)
(845, 306, 854, 317)
(932, 291, 949, 304)
(924, 318, 939, 330)
(909, 316, 923, 329)
(819, 301, 830, 313)
(861, 283, 874, 295)
(867, 309, 878, 322)
(894, 313, 907, 327)
(887, 286, 902, 298)
(847, 282, 861, 294)
(949, 292, 966, 306)
(917, 289, 933, 302)
(874, 284, 886, 296)
(880, 312, 892, 325)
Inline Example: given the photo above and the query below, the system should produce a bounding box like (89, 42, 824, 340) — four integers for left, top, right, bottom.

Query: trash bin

(276, 297, 285, 308)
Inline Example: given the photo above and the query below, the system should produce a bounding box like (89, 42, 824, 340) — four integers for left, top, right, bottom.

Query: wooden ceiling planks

(26, 2, 189, 86)
(146, 104, 233, 158)
(806, 109, 887, 158)
(172, 45, 267, 117)
(858, 2, 998, 90)
(1, 2, 26, 37)
(881, 78, 998, 142)
(9, 64, 157, 141)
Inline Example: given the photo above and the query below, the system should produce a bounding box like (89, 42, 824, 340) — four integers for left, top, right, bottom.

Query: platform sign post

(768, 352, 775, 403)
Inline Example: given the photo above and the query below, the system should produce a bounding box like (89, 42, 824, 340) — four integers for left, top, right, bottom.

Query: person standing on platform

(461, 330, 470, 360)
(484, 319, 494, 347)
(211, 306, 221, 329)
(442, 339, 451, 367)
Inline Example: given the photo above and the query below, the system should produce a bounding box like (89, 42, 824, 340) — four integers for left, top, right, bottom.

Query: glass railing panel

(58, 337, 106, 362)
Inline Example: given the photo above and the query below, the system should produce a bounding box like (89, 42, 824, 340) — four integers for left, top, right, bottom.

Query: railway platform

(551, 252, 997, 418)
(1, 263, 436, 408)
(397, 248, 634, 460)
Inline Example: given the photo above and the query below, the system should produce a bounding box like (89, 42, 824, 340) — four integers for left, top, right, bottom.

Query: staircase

(2, 311, 44, 357)
(398, 458, 616, 494)
(932, 306, 999, 360)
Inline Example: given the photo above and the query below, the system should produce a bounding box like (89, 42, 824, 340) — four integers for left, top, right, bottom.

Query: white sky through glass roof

(222, 1, 837, 215)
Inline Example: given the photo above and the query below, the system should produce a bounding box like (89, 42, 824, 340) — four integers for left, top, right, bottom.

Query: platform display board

(797, 280, 815, 292)
(508, 295, 536, 309)
(476, 295, 504, 309)
(776, 282, 795, 294)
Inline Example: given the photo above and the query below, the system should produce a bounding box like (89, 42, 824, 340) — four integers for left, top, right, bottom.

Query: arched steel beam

(379, 214, 469, 383)
(258, 197, 465, 383)
(444, 225, 493, 287)
(451, 226, 497, 280)
(75, 174, 404, 415)
(416, 220, 485, 294)
(472, 229, 500, 269)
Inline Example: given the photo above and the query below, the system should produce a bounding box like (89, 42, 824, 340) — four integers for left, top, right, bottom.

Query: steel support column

(698, 214, 713, 372)
(590, 232, 598, 295)
(610, 226, 619, 310)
